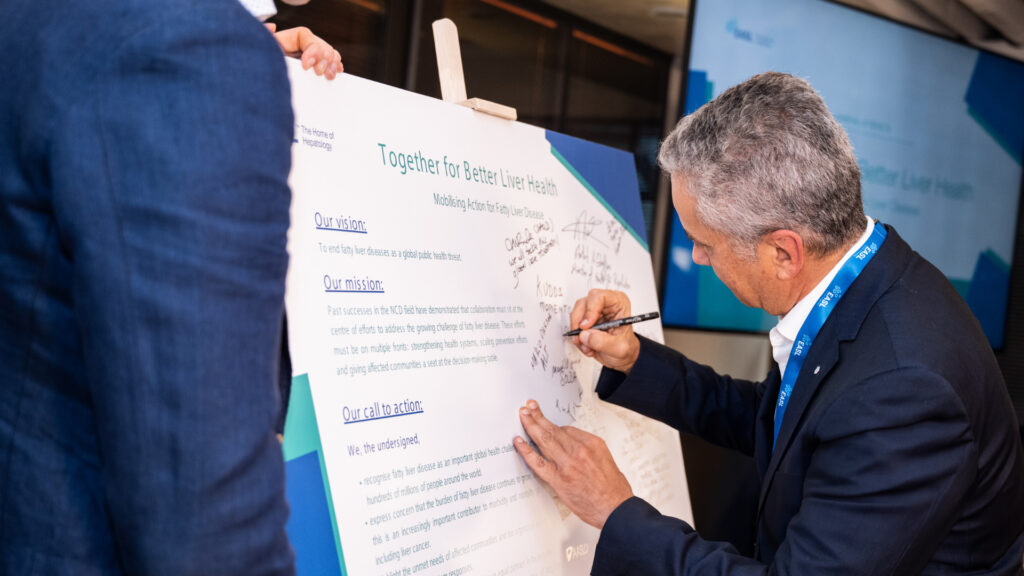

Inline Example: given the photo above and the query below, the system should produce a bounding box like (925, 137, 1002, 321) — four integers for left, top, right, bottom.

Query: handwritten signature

(562, 212, 628, 255)
(562, 211, 606, 247)
(530, 311, 554, 371)
(505, 218, 559, 288)
(571, 243, 631, 291)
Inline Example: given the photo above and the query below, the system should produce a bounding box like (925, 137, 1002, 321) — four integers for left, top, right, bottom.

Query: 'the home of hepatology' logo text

(725, 19, 774, 48)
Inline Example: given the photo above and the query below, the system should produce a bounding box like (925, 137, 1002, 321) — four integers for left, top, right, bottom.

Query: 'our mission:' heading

(377, 142, 557, 196)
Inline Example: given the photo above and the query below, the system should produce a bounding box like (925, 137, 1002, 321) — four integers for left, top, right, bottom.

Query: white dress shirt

(238, 0, 277, 21)
(769, 217, 874, 380)
(237, 0, 311, 21)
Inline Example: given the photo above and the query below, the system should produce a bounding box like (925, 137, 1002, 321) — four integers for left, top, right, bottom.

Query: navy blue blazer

(1, 1, 295, 574)
(592, 226, 1024, 575)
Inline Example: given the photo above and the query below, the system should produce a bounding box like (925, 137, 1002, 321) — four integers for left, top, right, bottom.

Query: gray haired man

(513, 72, 1024, 575)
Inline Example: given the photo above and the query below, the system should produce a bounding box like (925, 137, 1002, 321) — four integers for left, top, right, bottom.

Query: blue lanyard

(773, 223, 888, 451)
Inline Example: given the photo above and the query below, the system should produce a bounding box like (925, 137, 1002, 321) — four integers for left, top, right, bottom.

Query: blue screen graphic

(662, 0, 1024, 347)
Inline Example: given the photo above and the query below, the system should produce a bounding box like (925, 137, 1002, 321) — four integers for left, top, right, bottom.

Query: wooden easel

(432, 18, 518, 121)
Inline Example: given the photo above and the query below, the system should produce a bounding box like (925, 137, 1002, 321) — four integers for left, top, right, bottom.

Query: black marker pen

(563, 311, 660, 337)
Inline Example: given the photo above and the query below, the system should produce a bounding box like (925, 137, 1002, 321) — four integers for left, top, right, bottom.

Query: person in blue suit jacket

(512, 72, 1024, 574)
(0, 1, 322, 574)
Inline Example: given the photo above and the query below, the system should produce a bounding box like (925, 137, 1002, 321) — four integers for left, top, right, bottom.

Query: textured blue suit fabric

(0, 1, 296, 574)
(592, 226, 1024, 575)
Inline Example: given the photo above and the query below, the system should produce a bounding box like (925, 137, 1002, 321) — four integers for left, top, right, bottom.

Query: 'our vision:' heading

(377, 143, 557, 196)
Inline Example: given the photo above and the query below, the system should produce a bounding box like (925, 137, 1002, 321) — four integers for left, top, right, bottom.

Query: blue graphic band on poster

(283, 373, 347, 576)
(545, 130, 649, 252)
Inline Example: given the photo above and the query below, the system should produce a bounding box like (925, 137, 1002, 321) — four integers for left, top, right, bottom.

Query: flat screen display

(661, 0, 1024, 347)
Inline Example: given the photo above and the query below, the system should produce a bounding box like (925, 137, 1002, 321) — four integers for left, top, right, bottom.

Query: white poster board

(282, 59, 692, 576)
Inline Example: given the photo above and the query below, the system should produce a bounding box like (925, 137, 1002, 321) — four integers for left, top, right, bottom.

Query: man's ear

(763, 229, 804, 280)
